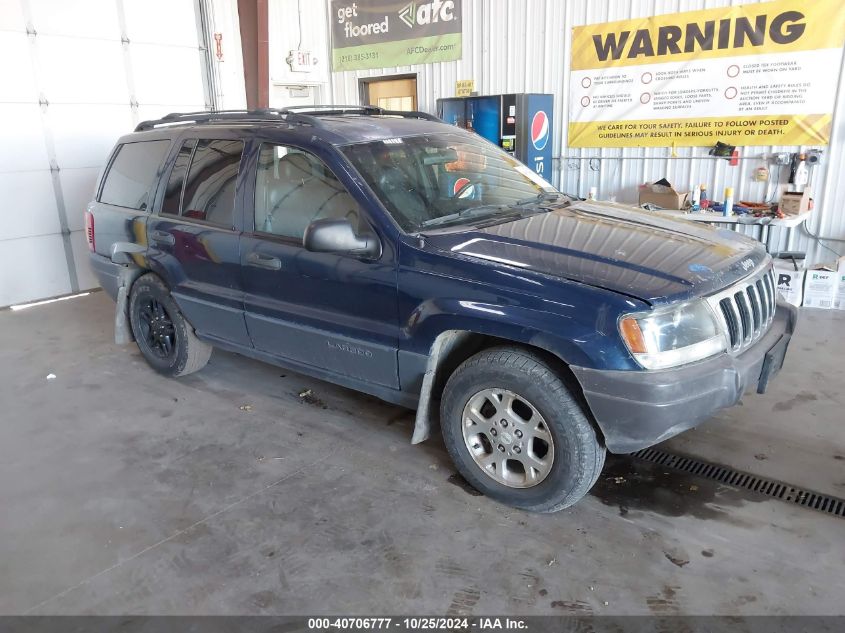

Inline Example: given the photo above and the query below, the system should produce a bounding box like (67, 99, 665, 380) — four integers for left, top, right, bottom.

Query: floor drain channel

(631, 448, 845, 519)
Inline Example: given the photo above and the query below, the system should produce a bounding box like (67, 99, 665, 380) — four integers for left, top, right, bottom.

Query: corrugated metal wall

(271, 0, 845, 265)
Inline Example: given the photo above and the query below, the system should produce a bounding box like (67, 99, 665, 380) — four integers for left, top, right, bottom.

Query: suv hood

(423, 201, 769, 305)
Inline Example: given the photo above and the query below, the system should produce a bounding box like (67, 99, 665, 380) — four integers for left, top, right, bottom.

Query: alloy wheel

(138, 298, 176, 359)
(461, 388, 555, 488)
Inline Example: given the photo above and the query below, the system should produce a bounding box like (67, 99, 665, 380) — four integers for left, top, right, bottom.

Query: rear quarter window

(99, 139, 171, 211)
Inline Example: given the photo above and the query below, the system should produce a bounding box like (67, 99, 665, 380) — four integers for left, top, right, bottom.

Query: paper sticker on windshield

(383, 138, 404, 145)
(514, 164, 553, 189)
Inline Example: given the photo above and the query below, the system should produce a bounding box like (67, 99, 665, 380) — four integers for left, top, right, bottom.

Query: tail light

(84, 210, 95, 252)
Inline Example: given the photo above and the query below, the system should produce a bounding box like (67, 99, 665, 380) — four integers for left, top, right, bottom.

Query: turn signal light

(619, 316, 647, 354)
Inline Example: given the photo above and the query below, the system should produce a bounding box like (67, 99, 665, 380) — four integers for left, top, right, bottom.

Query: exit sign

(288, 49, 314, 72)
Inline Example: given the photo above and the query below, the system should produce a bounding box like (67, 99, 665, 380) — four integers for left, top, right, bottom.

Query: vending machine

(436, 93, 553, 179)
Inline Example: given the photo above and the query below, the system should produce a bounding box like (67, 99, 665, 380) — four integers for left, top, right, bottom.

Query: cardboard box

(773, 261, 805, 307)
(639, 184, 689, 210)
(835, 271, 845, 310)
(835, 257, 845, 311)
(779, 189, 811, 215)
(802, 268, 837, 309)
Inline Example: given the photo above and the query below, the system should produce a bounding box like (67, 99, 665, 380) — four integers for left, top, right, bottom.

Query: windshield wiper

(513, 192, 567, 206)
(470, 211, 531, 229)
(418, 204, 509, 229)
(418, 193, 571, 230)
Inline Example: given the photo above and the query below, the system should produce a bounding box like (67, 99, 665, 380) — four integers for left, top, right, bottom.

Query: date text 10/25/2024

(307, 618, 528, 631)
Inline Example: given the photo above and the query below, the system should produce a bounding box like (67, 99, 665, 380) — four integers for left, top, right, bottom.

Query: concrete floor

(1, 291, 843, 615)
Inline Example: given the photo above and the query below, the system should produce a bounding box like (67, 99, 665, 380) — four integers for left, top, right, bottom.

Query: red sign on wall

(213, 33, 223, 61)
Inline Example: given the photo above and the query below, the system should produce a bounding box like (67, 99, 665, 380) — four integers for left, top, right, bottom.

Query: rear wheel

(129, 273, 211, 376)
(440, 346, 605, 512)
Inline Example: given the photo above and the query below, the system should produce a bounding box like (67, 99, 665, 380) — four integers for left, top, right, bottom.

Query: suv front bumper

(571, 301, 798, 454)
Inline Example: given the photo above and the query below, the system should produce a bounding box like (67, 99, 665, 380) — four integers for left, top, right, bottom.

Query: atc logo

(399, 3, 415, 27)
(399, 1, 456, 28)
(530, 110, 549, 151)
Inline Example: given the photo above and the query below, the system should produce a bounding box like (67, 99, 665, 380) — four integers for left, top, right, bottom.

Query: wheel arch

(126, 270, 212, 376)
(411, 328, 601, 447)
(112, 263, 151, 345)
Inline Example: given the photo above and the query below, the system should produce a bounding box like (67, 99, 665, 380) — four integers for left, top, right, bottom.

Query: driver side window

(254, 143, 359, 240)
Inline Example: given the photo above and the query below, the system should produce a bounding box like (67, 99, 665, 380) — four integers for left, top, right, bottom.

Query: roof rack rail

(381, 110, 442, 122)
(281, 104, 384, 115)
(134, 105, 443, 132)
(279, 106, 441, 122)
(134, 109, 288, 132)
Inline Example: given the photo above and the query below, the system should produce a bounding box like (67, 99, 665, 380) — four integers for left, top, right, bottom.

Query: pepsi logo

(453, 177, 474, 198)
(531, 110, 549, 151)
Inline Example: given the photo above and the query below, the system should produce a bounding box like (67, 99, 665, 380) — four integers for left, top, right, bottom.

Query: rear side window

(161, 139, 197, 216)
(180, 139, 244, 227)
(99, 140, 170, 211)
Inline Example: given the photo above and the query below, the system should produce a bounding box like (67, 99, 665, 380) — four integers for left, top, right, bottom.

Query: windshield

(341, 132, 560, 232)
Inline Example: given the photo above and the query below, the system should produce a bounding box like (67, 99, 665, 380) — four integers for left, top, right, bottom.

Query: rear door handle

(150, 230, 175, 246)
(246, 252, 282, 270)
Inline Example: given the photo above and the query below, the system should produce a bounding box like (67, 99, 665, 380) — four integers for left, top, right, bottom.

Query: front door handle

(246, 252, 282, 270)
(150, 230, 175, 246)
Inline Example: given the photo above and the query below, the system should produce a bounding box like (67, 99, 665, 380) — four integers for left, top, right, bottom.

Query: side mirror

(303, 218, 381, 259)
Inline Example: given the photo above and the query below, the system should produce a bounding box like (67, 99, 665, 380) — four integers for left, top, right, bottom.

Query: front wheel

(129, 273, 212, 377)
(440, 347, 605, 512)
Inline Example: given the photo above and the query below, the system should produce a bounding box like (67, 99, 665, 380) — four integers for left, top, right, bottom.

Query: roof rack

(276, 105, 442, 124)
(281, 104, 383, 115)
(133, 105, 443, 132)
(381, 109, 442, 122)
(134, 109, 285, 132)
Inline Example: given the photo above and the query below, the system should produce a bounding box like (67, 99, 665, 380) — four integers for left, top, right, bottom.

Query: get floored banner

(331, 0, 462, 71)
(568, 0, 845, 148)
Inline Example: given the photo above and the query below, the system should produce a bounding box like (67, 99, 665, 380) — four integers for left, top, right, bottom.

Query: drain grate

(632, 447, 845, 519)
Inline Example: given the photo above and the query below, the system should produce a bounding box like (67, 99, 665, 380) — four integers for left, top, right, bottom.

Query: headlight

(619, 301, 726, 370)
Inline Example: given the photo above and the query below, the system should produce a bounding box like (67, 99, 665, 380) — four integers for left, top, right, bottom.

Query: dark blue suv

(86, 106, 796, 512)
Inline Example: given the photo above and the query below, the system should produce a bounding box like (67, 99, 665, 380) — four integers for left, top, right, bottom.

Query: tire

(440, 346, 605, 513)
(128, 273, 212, 377)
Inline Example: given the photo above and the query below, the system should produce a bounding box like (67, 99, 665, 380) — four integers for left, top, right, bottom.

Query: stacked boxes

(772, 258, 845, 310)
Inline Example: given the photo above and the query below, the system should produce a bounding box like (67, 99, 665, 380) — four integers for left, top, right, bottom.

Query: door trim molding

(199, 332, 416, 408)
(244, 311, 400, 389)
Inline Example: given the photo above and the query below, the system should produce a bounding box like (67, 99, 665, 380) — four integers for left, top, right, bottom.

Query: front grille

(708, 265, 776, 353)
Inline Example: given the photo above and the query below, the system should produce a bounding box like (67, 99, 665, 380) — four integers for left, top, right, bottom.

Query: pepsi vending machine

(436, 93, 553, 179)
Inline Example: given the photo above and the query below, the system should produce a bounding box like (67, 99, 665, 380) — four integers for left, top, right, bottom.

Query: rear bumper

(89, 252, 124, 300)
(571, 301, 798, 454)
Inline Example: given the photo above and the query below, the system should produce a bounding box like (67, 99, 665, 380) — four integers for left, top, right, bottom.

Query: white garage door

(0, 0, 214, 307)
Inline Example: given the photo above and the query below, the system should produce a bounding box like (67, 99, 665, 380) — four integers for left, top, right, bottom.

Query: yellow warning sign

(568, 0, 845, 147)
(455, 79, 475, 97)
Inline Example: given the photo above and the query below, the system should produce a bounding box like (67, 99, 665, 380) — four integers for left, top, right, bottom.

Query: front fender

(405, 297, 631, 370)
(404, 298, 637, 445)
